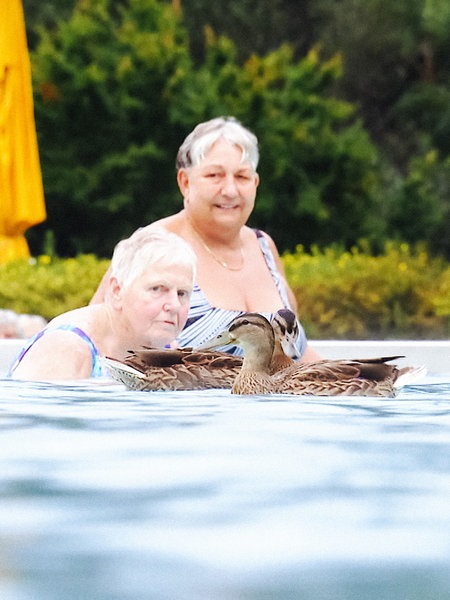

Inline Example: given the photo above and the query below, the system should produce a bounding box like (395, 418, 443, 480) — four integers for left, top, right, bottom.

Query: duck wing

(124, 347, 194, 369)
(105, 348, 242, 391)
(272, 356, 415, 397)
(103, 357, 150, 390)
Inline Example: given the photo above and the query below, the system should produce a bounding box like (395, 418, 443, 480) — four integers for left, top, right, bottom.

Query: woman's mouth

(214, 203, 239, 210)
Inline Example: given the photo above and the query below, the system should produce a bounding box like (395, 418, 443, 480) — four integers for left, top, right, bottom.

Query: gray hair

(110, 227, 197, 289)
(176, 116, 259, 171)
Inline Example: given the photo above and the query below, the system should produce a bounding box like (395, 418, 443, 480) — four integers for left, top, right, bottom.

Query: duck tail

(394, 365, 427, 388)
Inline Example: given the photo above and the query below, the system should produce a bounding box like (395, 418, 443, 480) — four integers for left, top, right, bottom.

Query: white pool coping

(1, 338, 449, 377)
(311, 340, 449, 374)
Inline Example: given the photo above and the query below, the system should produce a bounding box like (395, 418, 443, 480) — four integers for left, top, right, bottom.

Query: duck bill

(196, 330, 235, 351)
(281, 333, 300, 360)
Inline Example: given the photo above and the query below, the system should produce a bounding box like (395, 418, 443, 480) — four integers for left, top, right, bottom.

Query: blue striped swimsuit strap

(254, 229, 292, 308)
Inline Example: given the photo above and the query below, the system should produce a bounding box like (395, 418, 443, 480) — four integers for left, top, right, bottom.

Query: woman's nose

(163, 291, 181, 312)
(221, 174, 238, 197)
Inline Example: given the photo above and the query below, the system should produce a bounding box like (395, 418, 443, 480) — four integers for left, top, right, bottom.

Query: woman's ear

(177, 168, 190, 199)
(107, 276, 123, 308)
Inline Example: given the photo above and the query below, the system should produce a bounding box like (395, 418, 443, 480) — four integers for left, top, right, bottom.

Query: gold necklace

(189, 219, 245, 271)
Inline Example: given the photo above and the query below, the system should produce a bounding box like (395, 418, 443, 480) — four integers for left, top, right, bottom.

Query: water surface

(1, 376, 450, 599)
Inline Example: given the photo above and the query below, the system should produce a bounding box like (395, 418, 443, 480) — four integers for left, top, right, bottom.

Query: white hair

(110, 227, 196, 289)
(176, 116, 259, 171)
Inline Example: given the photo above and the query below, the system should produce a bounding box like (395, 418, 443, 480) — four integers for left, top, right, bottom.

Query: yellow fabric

(0, 0, 46, 263)
(0, 234, 30, 262)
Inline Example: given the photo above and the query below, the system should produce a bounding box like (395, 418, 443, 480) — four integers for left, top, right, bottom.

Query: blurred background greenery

(2, 243, 449, 338)
(22, 0, 450, 260)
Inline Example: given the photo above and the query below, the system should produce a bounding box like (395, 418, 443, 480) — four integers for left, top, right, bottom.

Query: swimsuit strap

(254, 230, 292, 308)
(7, 324, 105, 378)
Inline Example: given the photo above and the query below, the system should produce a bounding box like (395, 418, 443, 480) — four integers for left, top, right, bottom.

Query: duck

(198, 312, 426, 396)
(103, 346, 243, 391)
(270, 308, 300, 373)
(103, 309, 301, 391)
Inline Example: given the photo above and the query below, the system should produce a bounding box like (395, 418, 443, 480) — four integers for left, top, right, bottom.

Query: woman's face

(113, 263, 193, 347)
(178, 138, 259, 228)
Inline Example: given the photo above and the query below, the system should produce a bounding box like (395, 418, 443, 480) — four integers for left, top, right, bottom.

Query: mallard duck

(270, 308, 299, 373)
(198, 313, 426, 396)
(103, 309, 301, 391)
(103, 347, 243, 391)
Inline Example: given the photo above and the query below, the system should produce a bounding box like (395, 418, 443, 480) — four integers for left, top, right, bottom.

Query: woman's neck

(186, 210, 241, 242)
(187, 214, 245, 271)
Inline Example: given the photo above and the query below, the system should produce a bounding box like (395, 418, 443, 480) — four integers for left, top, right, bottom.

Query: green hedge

(0, 255, 109, 320)
(1, 244, 449, 338)
(284, 242, 450, 339)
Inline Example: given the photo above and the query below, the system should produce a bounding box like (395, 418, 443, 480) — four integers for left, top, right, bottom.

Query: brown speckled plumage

(103, 309, 300, 391)
(104, 347, 242, 391)
(200, 313, 425, 397)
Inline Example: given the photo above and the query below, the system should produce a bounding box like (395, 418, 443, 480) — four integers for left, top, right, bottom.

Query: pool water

(1, 375, 450, 600)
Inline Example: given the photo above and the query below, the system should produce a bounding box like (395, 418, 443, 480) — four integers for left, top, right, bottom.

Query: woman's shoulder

(146, 211, 186, 235)
(50, 304, 96, 325)
(250, 227, 274, 242)
(48, 305, 108, 338)
(246, 227, 279, 253)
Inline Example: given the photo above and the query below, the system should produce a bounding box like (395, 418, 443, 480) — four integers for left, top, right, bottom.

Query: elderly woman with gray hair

(92, 117, 320, 362)
(8, 229, 196, 380)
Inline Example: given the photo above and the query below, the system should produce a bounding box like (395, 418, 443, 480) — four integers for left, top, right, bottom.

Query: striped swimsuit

(7, 325, 106, 378)
(176, 230, 307, 357)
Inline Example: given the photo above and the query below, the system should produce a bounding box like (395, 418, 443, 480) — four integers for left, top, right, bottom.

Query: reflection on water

(1, 376, 450, 600)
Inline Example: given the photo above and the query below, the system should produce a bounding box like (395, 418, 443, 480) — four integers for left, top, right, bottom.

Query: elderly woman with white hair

(92, 116, 321, 362)
(8, 229, 196, 380)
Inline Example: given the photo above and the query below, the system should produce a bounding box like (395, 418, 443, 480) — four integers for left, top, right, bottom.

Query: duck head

(271, 309, 300, 360)
(197, 313, 275, 370)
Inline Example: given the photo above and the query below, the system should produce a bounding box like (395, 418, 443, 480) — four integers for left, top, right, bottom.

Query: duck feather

(104, 346, 242, 391)
(198, 313, 426, 397)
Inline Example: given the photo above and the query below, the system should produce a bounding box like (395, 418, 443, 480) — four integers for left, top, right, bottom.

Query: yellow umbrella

(0, 0, 46, 263)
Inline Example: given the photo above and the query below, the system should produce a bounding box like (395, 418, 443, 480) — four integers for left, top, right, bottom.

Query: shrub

(1, 246, 449, 339)
(283, 242, 450, 339)
(0, 255, 109, 320)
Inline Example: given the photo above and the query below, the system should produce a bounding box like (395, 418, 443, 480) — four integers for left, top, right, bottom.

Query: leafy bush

(1, 247, 449, 339)
(0, 255, 109, 320)
(30, 0, 384, 257)
(283, 242, 450, 339)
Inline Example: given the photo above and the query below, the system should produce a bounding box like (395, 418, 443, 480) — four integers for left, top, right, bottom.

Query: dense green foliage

(284, 242, 450, 339)
(22, 0, 450, 259)
(0, 255, 109, 319)
(29, 0, 190, 256)
(2, 247, 449, 339)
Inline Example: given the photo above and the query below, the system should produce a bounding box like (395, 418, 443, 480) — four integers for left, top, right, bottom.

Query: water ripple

(1, 375, 450, 599)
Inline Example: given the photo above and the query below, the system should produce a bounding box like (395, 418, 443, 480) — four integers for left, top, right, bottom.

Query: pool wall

(311, 339, 449, 374)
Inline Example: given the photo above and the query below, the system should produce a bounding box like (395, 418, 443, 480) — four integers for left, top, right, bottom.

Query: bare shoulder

(146, 211, 186, 235)
(12, 328, 93, 380)
(249, 228, 282, 258)
(250, 227, 293, 298)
